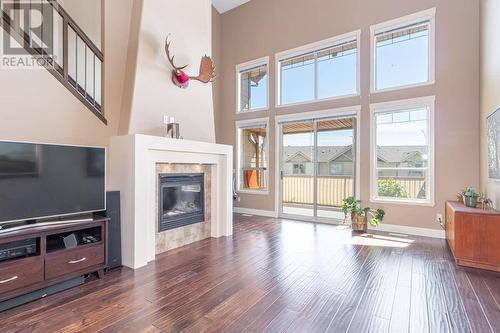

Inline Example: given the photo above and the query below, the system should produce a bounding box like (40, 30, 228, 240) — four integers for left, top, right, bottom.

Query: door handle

(0, 275, 18, 284)
(68, 257, 87, 264)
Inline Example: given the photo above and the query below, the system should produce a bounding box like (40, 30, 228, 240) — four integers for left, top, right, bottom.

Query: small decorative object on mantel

(462, 187, 480, 208)
(163, 115, 180, 139)
(164, 35, 216, 89)
(341, 196, 385, 232)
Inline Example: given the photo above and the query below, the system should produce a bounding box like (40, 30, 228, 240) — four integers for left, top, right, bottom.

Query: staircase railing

(0, 0, 105, 124)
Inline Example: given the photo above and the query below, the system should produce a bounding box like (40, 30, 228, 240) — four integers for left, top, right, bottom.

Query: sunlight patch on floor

(335, 225, 351, 230)
(343, 233, 414, 248)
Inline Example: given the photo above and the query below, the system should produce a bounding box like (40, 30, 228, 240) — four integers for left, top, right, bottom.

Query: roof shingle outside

(283, 145, 427, 163)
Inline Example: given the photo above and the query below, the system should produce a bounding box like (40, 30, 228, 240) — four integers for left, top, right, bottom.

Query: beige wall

(0, 0, 216, 178)
(0, 0, 134, 186)
(215, 0, 480, 230)
(480, 1, 500, 209)
(122, 0, 216, 142)
(0, 0, 132, 146)
(60, 0, 102, 50)
(212, 7, 223, 140)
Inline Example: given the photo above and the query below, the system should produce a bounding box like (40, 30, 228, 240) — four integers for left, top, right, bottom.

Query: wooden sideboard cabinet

(445, 201, 500, 272)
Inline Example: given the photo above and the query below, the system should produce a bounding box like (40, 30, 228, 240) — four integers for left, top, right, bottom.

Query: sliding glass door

(279, 116, 356, 222)
(280, 120, 315, 218)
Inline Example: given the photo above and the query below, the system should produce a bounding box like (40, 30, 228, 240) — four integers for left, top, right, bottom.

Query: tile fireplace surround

(109, 134, 233, 269)
(155, 163, 212, 254)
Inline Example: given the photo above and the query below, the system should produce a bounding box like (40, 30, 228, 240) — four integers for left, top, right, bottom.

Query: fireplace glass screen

(159, 173, 204, 232)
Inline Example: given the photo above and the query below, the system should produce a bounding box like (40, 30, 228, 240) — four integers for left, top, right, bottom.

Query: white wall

(125, 0, 216, 143)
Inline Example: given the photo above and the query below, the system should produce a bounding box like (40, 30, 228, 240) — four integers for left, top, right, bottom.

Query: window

(276, 31, 359, 106)
(236, 57, 269, 112)
(371, 8, 435, 92)
(236, 119, 269, 193)
(371, 97, 434, 205)
(293, 163, 306, 175)
(330, 163, 343, 175)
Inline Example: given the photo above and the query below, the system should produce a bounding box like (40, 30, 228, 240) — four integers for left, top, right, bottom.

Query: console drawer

(0, 256, 44, 294)
(45, 244, 104, 280)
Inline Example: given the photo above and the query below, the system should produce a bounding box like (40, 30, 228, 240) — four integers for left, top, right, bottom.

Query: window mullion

(314, 52, 318, 101)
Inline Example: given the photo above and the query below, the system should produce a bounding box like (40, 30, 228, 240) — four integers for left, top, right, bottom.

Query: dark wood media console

(0, 218, 108, 303)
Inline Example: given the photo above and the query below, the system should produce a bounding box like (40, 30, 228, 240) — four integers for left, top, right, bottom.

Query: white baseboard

(233, 207, 445, 239)
(368, 223, 445, 239)
(233, 207, 278, 218)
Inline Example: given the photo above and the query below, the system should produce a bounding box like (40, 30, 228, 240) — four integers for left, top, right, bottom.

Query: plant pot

(464, 195, 478, 208)
(351, 214, 367, 232)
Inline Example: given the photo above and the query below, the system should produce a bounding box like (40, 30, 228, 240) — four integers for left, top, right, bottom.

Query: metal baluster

(28, 0, 31, 48)
(84, 43, 87, 99)
(62, 14, 67, 79)
(93, 53, 96, 107)
(40, 0, 43, 56)
(75, 35, 78, 90)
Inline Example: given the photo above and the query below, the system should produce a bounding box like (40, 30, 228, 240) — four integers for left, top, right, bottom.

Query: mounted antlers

(190, 55, 216, 84)
(164, 35, 216, 88)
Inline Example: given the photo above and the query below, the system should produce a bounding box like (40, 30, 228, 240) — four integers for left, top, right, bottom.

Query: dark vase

(464, 195, 478, 208)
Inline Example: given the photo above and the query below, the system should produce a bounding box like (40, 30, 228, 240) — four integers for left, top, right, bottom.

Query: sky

(246, 32, 429, 147)
(283, 129, 353, 147)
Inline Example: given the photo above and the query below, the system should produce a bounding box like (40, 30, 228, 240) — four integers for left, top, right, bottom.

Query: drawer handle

(0, 276, 18, 284)
(68, 257, 87, 264)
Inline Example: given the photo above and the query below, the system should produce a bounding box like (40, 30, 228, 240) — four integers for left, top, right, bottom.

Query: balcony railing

(0, 0, 105, 123)
(283, 175, 425, 207)
(283, 175, 354, 207)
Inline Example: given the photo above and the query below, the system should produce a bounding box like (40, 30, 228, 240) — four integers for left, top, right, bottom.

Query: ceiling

(212, 0, 251, 13)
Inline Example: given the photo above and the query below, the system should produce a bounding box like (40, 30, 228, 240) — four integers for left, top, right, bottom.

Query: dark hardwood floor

(1, 214, 500, 332)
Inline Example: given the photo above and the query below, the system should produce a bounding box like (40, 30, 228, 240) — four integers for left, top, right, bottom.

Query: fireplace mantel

(109, 134, 233, 269)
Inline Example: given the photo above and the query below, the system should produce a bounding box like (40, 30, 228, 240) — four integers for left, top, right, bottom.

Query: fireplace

(158, 173, 205, 232)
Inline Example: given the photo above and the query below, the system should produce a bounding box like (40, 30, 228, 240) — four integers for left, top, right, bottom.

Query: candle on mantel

(163, 115, 175, 125)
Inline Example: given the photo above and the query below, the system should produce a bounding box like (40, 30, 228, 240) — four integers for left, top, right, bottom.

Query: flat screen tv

(0, 141, 106, 224)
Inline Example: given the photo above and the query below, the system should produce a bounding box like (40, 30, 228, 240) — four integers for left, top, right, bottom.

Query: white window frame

(274, 105, 362, 216)
(370, 96, 435, 206)
(275, 30, 361, 108)
(370, 8, 436, 93)
(235, 117, 270, 195)
(236, 56, 270, 113)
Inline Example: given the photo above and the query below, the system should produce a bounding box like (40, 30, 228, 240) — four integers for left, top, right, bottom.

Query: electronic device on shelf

(0, 238, 38, 262)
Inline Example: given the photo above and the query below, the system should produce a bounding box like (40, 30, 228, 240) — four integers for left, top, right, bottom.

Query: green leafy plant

(378, 178, 408, 198)
(341, 196, 386, 226)
(341, 196, 362, 217)
(462, 187, 479, 197)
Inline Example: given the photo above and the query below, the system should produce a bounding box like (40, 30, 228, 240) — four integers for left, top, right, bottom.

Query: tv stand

(0, 218, 108, 308)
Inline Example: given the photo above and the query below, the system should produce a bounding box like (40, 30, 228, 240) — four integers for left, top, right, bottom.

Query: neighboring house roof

(286, 151, 312, 163)
(283, 145, 426, 163)
(376, 146, 426, 163)
(284, 146, 353, 163)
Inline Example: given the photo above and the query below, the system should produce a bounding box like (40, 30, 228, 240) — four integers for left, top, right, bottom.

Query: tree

(378, 178, 408, 198)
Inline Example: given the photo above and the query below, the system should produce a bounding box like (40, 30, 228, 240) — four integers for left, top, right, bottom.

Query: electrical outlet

(436, 213, 443, 224)
(237, 197, 241, 202)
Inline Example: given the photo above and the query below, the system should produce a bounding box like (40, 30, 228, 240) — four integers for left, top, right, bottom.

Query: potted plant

(462, 187, 479, 208)
(341, 196, 386, 232)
